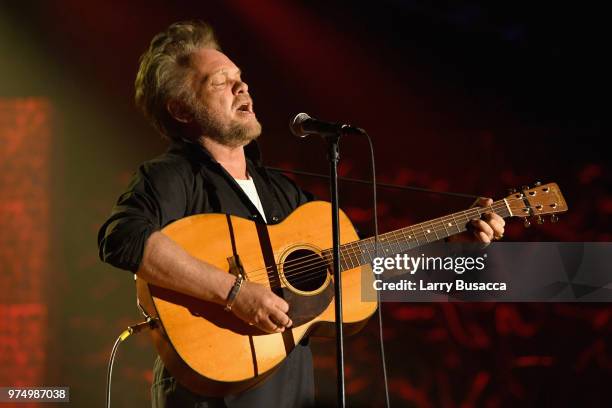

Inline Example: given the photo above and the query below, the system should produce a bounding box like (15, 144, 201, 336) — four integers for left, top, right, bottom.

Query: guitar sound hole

(283, 249, 329, 292)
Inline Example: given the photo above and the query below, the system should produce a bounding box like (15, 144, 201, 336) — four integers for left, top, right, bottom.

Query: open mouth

(235, 101, 252, 113)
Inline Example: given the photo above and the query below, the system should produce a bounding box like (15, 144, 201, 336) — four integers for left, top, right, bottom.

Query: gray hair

(134, 21, 220, 140)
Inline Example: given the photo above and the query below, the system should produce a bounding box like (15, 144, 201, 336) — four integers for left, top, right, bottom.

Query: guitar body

(136, 201, 378, 396)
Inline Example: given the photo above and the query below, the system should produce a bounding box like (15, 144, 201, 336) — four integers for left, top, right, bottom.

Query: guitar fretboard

(322, 199, 511, 271)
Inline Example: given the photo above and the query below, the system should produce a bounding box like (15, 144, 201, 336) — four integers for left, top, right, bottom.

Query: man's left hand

(448, 197, 505, 244)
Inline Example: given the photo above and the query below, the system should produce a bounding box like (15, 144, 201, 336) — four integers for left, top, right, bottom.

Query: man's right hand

(139, 232, 293, 334)
(230, 281, 293, 333)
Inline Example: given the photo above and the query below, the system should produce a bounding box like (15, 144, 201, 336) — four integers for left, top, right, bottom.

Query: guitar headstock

(505, 182, 568, 226)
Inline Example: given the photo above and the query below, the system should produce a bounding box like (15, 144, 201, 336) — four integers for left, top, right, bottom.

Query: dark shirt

(97, 139, 316, 407)
(98, 140, 314, 272)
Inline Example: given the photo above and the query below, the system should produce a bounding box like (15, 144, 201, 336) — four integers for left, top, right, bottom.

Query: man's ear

(167, 99, 193, 124)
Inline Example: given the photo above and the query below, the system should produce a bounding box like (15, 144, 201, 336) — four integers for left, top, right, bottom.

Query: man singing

(98, 20, 505, 407)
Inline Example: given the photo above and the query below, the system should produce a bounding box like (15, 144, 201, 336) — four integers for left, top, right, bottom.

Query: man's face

(187, 48, 262, 147)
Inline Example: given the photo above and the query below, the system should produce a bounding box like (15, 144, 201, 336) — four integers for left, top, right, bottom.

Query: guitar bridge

(227, 254, 246, 280)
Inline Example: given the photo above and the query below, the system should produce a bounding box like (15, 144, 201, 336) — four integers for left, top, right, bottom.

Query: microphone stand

(326, 131, 346, 408)
(291, 114, 361, 407)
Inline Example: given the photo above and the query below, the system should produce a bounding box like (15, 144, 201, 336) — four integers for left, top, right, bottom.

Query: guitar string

(257, 210, 510, 290)
(241, 198, 529, 286)
(244, 199, 517, 286)
(240, 192, 556, 288)
(249, 193, 560, 286)
(248, 208, 500, 286)
(247, 202, 506, 286)
(254, 214, 495, 290)
(250, 192, 559, 290)
(243, 199, 516, 286)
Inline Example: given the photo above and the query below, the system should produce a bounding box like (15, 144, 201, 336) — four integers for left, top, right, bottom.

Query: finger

(260, 316, 284, 333)
(476, 231, 491, 243)
(275, 298, 290, 314)
(483, 213, 506, 230)
(473, 197, 493, 208)
(471, 219, 494, 242)
(276, 311, 293, 328)
(471, 219, 494, 236)
(490, 220, 505, 239)
(270, 308, 292, 329)
(483, 214, 505, 238)
(483, 212, 505, 226)
(271, 313, 293, 329)
(481, 197, 493, 207)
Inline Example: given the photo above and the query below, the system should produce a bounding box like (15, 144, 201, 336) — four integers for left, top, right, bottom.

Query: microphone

(289, 113, 361, 138)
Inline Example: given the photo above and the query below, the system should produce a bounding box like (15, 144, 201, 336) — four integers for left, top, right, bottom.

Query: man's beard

(192, 101, 262, 148)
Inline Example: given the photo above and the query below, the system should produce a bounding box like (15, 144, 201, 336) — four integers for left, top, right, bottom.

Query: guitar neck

(329, 199, 512, 271)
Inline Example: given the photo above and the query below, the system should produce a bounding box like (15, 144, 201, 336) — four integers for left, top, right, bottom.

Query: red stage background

(0, 1, 610, 407)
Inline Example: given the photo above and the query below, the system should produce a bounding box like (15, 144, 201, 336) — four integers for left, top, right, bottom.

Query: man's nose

(233, 80, 248, 94)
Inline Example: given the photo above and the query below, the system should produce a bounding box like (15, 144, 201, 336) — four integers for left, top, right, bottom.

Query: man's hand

(448, 197, 505, 244)
(230, 281, 293, 333)
(139, 232, 293, 334)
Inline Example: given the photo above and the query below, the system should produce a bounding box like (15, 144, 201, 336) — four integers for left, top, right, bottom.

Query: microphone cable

(353, 127, 391, 408)
(105, 318, 157, 408)
(264, 167, 479, 200)
(289, 112, 391, 406)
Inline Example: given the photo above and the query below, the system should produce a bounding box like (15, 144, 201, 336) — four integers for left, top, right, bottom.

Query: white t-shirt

(234, 177, 267, 222)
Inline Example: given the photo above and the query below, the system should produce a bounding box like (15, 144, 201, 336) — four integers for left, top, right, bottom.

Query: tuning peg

(524, 218, 531, 228)
(550, 214, 559, 223)
(533, 181, 542, 187)
(507, 187, 517, 195)
(536, 215, 544, 224)
(521, 185, 530, 191)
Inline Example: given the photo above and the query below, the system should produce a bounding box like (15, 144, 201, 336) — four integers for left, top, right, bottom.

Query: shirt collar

(168, 139, 263, 167)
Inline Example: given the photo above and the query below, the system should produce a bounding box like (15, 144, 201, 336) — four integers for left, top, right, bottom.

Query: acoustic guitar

(136, 182, 567, 396)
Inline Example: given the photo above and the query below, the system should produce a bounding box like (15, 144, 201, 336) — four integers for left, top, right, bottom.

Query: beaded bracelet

(224, 274, 244, 312)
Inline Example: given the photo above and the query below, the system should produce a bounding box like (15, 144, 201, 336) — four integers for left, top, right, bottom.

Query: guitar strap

(225, 214, 239, 258)
(254, 221, 296, 355)
(225, 213, 260, 376)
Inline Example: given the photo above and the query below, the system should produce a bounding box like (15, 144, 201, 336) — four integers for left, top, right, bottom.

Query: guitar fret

(420, 223, 431, 243)
(462, 210, 470, 229)
(342, 246, 351, 269)
(431, 221, 440, 240)
(452, 213, 462, 233)
(386, 234, 395, 254)
(410, 226, 420, 246)
(380, 235, 390, 256)
(339, 252, 347, 270)
(348, 245, 357, 268)
(394, 231, 402, 252)
(333, 198, 522, 273)
(350, 248, 358, 266)
(360, 242, 371, 264)
(364, 240, 375, 262)
(399, 228, 410, 253)
(442, 217, 450, 238)
(339, 253, 347, 271)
